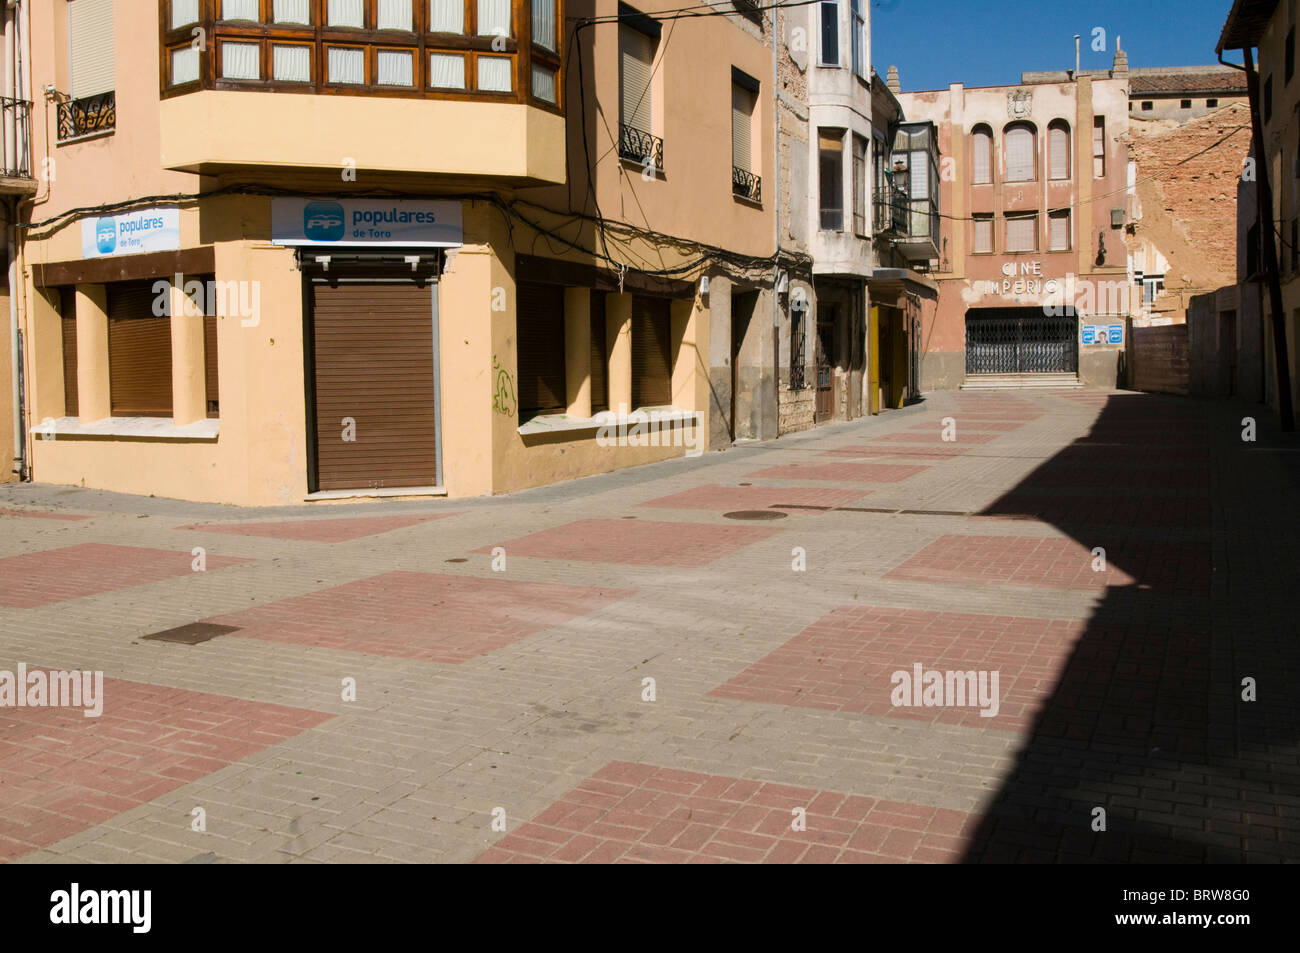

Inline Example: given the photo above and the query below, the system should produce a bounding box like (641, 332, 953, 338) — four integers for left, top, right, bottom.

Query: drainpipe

(5, 2, 22, 480)
(771, 9, 781, 440)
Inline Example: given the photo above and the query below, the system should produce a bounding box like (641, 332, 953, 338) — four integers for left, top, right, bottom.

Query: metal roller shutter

(108, 280, 172, 417)
(732, 83, 753, 171)
(204, 315, 219, 417)
(630, 295, 672, 408)
(590, 291, 607, 412)
(69, 0, 115, 99)
(61, 312, 79, 417)
(310, 282, 436, 491)
(516, 281, 566, 414)
(619, 25, 653, 134)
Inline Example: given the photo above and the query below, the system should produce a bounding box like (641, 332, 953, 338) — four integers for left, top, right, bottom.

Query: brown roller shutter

(630, 295, 672, 408)
(204, 315, 219, 417)
(311, 281, 436, 491)
(108, 279, 172, 417)
(516, 281, 566, 414)
(590, 291, 607, 412)
(61, 288, 79, 417)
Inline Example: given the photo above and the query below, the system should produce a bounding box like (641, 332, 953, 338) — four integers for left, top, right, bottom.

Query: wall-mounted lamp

(1096, 232, 1107, 267)
(699, 275, 710, 297)
(775, 271, 788, 294)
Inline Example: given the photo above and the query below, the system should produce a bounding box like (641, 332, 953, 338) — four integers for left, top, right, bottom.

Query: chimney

(886, 65, 900, 93)
(1074, 34, 1081, 79)
(1112, 35, 1128, 77)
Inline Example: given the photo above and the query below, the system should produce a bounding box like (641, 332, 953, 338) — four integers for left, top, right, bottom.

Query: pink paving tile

(885, 534, 1208, 592)
(908, 420, 1026, 432)
(176, 513, 456, 542)
(819, 445, 970, 460)
(473, 761, 975, 863)
(0, 675, 331, 861)
(205, 572, 633, 663)
(474, 518, 781, 568)
(0, 508, 93, 521)
(746, 462, 930, 483)
(867, 431, 998, 445)
(0, 544, 252, 609)
(708, 605, 1088, 731)
(638, 485, 868, 512)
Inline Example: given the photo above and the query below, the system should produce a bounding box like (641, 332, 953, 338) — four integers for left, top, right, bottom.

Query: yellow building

(12, 0, 791, 505)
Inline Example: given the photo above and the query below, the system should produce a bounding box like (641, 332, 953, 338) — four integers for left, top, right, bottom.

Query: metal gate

(965, 311, 1077, 374)
(814, 316, 834, 422)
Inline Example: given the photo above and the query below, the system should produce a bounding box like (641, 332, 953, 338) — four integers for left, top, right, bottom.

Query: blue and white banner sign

(271, 198, 463, 247)
(81, 208, 181, 259)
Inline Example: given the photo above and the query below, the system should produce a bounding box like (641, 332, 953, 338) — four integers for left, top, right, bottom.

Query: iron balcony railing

(873, 182, 908, 234)
(619, 123, 663, 171)
(0, 97, 33, 178)
(57, 91, 115, 143)
(733, 167, 761, 203)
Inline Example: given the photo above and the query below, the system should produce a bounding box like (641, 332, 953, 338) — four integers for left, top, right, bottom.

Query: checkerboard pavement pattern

(1, 389, 1295, 864)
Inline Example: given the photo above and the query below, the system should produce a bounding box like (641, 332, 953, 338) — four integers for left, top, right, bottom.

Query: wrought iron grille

(619, 123, 663, 171)
(0, 97, 32, 178)
(57, 91, 115, 142)
(965, 314, 1078, 375)
(733, 167, 761, 203)
(873, 181, 908, 234)
(789, 309, 808, 390)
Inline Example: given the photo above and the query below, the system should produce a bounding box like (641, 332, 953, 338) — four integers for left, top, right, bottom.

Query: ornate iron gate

(965, 312, 1077, 374)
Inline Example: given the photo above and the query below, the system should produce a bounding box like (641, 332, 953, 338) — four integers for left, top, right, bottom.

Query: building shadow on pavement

(959, 392, 1300, 863)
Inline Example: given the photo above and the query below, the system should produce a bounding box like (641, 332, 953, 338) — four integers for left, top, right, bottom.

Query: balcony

(889, 121, 941, 262)
(156, 0, 566, 183)
(873, 178, 908, 235)
(733, 167, 761, 204)
(619, 123, 663, 172)
(0, 97, 35, 194)
(56, 92, 115, 145)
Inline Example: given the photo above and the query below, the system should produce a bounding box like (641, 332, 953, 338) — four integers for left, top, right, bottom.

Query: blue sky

(871, 0, 1238, 92)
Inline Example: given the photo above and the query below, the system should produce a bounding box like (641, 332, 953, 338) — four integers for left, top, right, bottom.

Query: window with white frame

(1049, 120, 1070, 180)
(819, 2, 839, 67)
(1048, 209, 1071, 251)
(972, 125, 993, 184)
(973, 214, 993, 254)
(1004, 123, 1036, 182)
(850, 0, 866, 79)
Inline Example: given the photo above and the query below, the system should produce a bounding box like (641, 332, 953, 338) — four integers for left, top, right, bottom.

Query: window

(377, 50, 414, 86)
(428, 0, 465, 32)
(377, 0, 414, 31)
(221, 0, 259, 21)
(532, 64, 557, 103)
(172, 0, 200, 28)
(60, 290, 78, 418)
(631, 296, 672, 408)
(221, 42, 261, 80)
(327, 0, 365, 27)
(107, 281, 173, 418)
(1048, 120, 1070, 180)
(69, 0, 114, 100)
(1141, 100, 1153, 110)
(1092, 116, 1106, 178)
(1180, 99, 1192, 109)
(819, 1, 839, 67)
(273, 45, 312, 83)
(619, 20, 656, 135)
(1004, 123, 1036, 182)
(516, 282, 567, 416)
(591, 293, 608, 412)
(1142, 275, 1164, 304)
(973, 215, 993, 254)
(1005, 214, 1037, 253)
(1288, 27, 1296, 83)
(533, 0, 557, 50)
(1048, 209, 1071, 251)
(1265, 75, 1274, 124)
(732, 75, 757, 174)
(478, 56, 512, 92)
(171, 47, 200, 85)
(274, 0, 311, 24)
(972, 125, 993, 184)
(850, 0, 866, 79)
(327, 47, 365, 84)
(429, 53, 466, 89)
(1207, 98, 1219, 108)
(852, 134, 867, 236)
(478, 0, 512, 37)
(819, 130, 844, 231)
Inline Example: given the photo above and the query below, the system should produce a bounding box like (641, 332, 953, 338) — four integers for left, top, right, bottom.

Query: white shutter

(69, 0, 115, 99)
(429, 53, 466, 88)
(731, 84, 753, 171)
(619, 26, 653, 134)
(1049, 210, 1070, 250)
(974, 217, 992, 253)
(1049, 124, 1070, 179)
(429, 0, 464, 32)
(1005, 125, 1035, 182)
(273, 45, 311, 82)
(1006, 215, 1036, 253)
(972, 128, 991, 184)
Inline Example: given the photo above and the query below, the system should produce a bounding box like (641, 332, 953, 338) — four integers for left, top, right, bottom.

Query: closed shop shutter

(619, 25, 653, 134)
(204, 315, 219, 417)
(516, 281, 566, 414)
(108, 280, 172, 417)
(630, 295, 672, 408)
(69, 0, 115, 99)
(61, 308, 79, 417)
(311, 281, 436, 491)
(590, 291, 608, 412)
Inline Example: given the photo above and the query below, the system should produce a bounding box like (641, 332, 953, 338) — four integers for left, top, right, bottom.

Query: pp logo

(303, 201, 346, 242)
(94, 218, 116, 254)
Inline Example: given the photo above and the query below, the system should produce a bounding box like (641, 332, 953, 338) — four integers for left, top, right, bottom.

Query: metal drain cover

(723, 510, 788, 521)
(444, 557, 468, 563)
(142, 623, 239, 645)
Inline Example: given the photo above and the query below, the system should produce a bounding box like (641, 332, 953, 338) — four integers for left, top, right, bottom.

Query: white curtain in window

(429, 0, 465, 32)
(377, 0, 413, 30)
(532, 0, 556, 50)
(478, 0, 511, 37)
(1005, 125, 1035, 181)
(171, 47, 199, 85)
(222, 0, 259, 21)
(221, 42, 260, 79)
(273, 45, 311, 82)
(478, 56, 512, 91)
(974, 218, 993, 254)
(1006, 215, 1036, 252)
(429, 53, 466, 88)
(532, 63, 556, 103)
(273, 0, 311, 23)
(910, 150, 929, 199)
(172, 0, 200, 28)
(328, 0, 365, 27)
(328, 47, 365, 83)
(1049, 211, 1070, 250)
(377, 50, 414, 85)
(972, 128, 992, 184)
(1049, 124, 1070, 179)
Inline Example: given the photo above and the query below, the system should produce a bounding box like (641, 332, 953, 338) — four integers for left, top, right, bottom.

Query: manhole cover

(142, 623, 239, 645)
(723, 510, 788, 521)
(444, 557, 468, 563)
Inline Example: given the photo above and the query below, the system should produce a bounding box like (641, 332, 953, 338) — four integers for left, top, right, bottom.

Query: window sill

(518, 406, 701, 437)
(31, 416, 220, 441)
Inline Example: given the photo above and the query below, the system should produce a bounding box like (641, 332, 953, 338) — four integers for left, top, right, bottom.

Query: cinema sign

(973, 261, 1062, 297)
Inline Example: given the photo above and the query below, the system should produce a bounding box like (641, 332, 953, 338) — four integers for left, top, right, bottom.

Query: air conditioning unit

(1111, 208, 1126, 227)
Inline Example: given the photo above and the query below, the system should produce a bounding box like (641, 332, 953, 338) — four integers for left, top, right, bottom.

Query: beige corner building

(8, 0, 803, 504)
